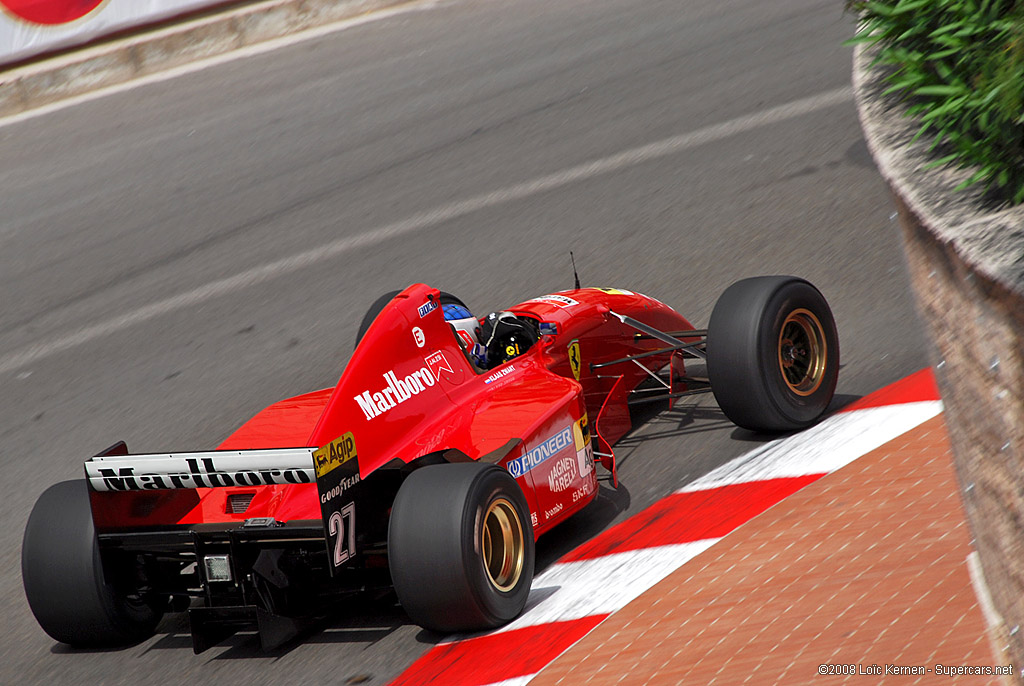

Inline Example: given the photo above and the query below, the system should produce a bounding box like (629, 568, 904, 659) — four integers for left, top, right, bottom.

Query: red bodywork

(91, 284, 696, 539)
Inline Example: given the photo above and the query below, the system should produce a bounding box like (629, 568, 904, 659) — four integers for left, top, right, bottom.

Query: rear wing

(86, 439, 362, 576)
(85, 443, 316, 492)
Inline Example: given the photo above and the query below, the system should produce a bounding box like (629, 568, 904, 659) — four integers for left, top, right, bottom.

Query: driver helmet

(479, 311, 539, 368)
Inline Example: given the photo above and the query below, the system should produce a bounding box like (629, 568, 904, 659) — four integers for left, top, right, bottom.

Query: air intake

(227, 492, 254, 514)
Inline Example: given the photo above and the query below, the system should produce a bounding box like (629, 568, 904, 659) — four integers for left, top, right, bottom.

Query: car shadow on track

(144, 593, 411, 659)
(530, 391, 759, 571)
(533, 481, 632, 572)
(724, 392, 862, 443)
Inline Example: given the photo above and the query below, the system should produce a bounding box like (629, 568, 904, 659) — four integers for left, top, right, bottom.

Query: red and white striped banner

(1, 0, 228, 66)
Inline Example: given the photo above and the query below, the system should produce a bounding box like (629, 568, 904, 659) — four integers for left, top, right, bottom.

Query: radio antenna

(570, 251, 581, 290)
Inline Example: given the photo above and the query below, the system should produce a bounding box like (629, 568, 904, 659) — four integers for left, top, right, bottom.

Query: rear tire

(355, 290, 470, 349)
(354, 291, 402, 350)
(22, 480, 165, 646)
(388, 463, 534, 633)
(706, 276, 838, 432)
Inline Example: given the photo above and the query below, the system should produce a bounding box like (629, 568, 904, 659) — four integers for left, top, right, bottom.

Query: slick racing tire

(22, 480, 165, 646)
(354, 290, 470, 349)
(389, 463, 535, 633)
(706, 276, 838, 432)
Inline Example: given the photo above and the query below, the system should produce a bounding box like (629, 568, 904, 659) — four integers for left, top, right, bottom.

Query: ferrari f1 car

(22, 276, 838, 651)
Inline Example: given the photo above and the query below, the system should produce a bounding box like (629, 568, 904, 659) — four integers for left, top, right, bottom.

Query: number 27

(328, 503, 356, 567)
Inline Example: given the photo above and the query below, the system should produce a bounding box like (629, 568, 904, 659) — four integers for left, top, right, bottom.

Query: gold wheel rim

(481, 498, 525, 592)
(778, 309, 827, 396)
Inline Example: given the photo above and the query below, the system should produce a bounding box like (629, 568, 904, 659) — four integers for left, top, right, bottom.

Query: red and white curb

(390, 369, 943, 686)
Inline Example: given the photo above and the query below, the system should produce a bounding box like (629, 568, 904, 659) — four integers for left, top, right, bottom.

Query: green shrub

(848, 0, 1024, 204)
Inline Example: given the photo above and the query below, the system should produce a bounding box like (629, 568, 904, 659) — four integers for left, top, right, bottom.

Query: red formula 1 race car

(22, 276, 838, 652)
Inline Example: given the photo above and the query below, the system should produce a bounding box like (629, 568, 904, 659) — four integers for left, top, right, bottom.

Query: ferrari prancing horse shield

(568, 340, 581, 380)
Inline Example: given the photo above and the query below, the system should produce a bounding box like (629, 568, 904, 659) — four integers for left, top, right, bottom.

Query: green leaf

(863, 1, 898, 18)
(889, 0, 933, 14)
(930, 34, 964, 47)
(914, 84, 968, 96)
(955, 167, 991, 190)
(844, 33, 883, 45)
(930, 20, 967, 37)
(925, 153, 962, 167)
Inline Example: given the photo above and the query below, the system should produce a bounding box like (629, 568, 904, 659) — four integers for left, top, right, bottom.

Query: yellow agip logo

(568, 340, 582, 381)
(313, 432, 357, 478)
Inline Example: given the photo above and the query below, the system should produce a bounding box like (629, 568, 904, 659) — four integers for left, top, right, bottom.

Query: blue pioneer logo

(507, 426, 573, 478)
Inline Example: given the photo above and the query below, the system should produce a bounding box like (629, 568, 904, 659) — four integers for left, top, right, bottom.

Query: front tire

(388, 463, 534, 633)
(706, 276, 839, 432)
(22, 480, 165, 646)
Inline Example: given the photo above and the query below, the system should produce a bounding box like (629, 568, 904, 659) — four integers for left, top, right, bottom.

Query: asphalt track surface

(0, 0, 929, 684)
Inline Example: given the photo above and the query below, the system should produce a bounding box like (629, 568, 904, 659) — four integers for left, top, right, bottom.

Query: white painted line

(0, 1, 438, 130)
(0, 87, 851, 376)
(482, 677, 536, 686)
(485, 540, 717, 636)
(677, 400, 943, 493)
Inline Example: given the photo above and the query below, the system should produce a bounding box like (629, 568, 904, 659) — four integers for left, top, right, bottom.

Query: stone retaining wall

(854, 43, 1024, 681)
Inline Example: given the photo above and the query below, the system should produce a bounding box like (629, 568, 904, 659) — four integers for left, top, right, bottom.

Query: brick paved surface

(533, 415, 1009, 685)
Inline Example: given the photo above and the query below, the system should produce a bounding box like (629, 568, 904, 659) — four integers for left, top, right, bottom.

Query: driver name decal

(354, 364, 437, 420)
(506, 426, 573, 478)
(484, 365, 516, 385)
